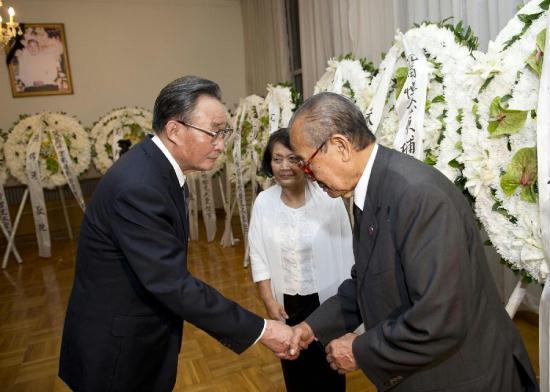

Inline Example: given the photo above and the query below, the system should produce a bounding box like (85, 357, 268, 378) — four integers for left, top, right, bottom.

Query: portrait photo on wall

(6, 23, 73, 97)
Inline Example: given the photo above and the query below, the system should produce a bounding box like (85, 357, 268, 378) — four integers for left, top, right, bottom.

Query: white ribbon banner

(187, 173, 199, 241)
(537, 12, 550, 392)
(0, 185, 13, 238)
(111, 122, 125, 162)
(233, 107, 250, 250)
(268, 100, 281, 135)
(332, 65, 345, 95)
(393, 37, 429, 161)
(365, 45, 400, 134)
(198, 172, 217, 242)
(48, 129, 86, 212)
(26, 123, 51, 258)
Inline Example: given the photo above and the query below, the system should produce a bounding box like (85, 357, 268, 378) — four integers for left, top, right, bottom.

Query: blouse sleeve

(248, 197, 271, 282)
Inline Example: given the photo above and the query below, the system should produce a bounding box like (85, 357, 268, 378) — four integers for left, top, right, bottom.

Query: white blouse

(279, 204, 316, 295)
(249, 181, 355, 306)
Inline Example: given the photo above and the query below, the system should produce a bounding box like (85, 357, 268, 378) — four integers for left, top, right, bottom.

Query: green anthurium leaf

(527, 29, 546, 76)
(488, 96, 528, 137)
(520, 185, 538, 203)
(489, 96, 501, 118)
(500, 147, 538, 202)
(394, 67, 408, 99)
(536, 28, 547, 50)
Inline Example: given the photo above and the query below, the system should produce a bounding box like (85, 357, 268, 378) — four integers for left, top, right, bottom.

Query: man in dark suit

(286, 92, 538, 391)
(59, 76, 293, 391)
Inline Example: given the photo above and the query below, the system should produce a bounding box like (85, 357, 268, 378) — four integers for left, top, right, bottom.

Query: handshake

(259, 319, 314, 360)
(259, 320, 359, 373)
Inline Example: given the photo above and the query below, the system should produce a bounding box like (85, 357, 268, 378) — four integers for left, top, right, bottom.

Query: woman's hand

(265, 299, 289, 322)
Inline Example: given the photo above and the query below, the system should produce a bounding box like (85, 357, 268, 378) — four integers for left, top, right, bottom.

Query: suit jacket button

(368, 226, 375, 236)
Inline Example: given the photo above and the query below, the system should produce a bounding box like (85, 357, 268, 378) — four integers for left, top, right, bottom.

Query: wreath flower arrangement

(460, 0, 548, 282)
(5, 112, 91, 189)
(370, 22, 478, 184)
(90, 107, 153, 174)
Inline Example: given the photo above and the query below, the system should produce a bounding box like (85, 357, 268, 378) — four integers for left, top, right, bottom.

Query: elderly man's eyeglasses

(293, 139, 328, 178)
(175, 120, 233, 145)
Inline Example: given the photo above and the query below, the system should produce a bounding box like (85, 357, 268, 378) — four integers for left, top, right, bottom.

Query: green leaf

(424, 150, 437, 166)
(489, 96, 501, 118)
(500, 147, 538, 202)
(448, 158, 464, 170)
(540, 0, 549, 11)
(502, 12, 545, 51)
(46, 156, 59, 174)
(394, 67, 408, 99)
(478, 75, 495, 94)
(487, 96, 528, 137)
(431, 95, 445, 104)
(526, 29, 546, 77)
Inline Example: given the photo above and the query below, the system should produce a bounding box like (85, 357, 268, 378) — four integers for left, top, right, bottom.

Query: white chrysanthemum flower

(469, 41, 504, 81)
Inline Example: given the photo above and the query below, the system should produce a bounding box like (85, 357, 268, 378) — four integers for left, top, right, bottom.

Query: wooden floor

(0, 220, 540, 391)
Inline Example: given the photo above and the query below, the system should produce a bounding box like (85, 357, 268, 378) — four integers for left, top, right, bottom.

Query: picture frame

(6, 23, 73, 97)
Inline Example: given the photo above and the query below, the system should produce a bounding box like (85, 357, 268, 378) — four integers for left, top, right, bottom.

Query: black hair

(261, 128, 291, 178)
(152, 75, 221, 133)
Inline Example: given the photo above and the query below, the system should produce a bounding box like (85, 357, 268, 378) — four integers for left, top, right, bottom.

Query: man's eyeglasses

(293, 139, 328, 179)
(175, 120, 233, 145)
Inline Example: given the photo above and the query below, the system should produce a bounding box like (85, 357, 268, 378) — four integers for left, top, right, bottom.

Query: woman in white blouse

(249, 128, 354, 392)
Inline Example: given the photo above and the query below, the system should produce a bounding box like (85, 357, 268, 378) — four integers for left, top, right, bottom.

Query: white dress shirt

(151, 135, 186, 187)
(353, 143, 379, 211)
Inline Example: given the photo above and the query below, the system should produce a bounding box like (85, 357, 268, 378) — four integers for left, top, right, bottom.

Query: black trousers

(281, 293, 345, 392)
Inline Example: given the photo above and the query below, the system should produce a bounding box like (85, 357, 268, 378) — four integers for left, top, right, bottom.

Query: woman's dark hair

(261, 128, 291, 178)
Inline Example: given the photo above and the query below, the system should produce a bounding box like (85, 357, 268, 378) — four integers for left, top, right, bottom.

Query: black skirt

(281, 293, 345, 392)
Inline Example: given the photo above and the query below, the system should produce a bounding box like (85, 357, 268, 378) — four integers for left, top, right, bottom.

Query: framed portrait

(6, 23, 73, 97)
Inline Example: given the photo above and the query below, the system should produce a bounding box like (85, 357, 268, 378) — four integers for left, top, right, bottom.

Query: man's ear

(165, 120, 180, 145)
(330, 134, 353, 163)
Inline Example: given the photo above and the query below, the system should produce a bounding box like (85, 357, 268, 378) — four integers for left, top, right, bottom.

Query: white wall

(0, 0, 246, 131)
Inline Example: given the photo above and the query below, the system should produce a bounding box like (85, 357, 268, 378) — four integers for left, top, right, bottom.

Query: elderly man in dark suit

(59, 76, 293, 391)
(286, 92, 538, 391)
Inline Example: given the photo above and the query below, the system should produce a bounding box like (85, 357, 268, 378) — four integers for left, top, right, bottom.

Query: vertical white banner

(537, 13, 550, 392)
(0, 185, 13, 237)
(48, 128, 86, 212)
(198, 172, 217, 242)
(393, 37, 429, 161)
(26, 125, 51, 258)
(268, 97, 281, 135)
(365, 45, 400, 134)
(232, 107, 250, 262)
(187, 173, 199, 241)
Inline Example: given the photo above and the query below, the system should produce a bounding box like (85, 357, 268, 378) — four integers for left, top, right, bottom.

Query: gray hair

(289, 92, 375, 150)
(152, 75, 222, 133)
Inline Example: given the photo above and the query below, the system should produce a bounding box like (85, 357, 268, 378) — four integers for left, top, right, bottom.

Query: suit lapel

(354, 146, 391, 280)
(140, 137, 188, 240)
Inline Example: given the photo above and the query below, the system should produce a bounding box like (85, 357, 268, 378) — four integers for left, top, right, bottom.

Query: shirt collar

(353, 143, 379, 211)
(151, 135, 186, 187)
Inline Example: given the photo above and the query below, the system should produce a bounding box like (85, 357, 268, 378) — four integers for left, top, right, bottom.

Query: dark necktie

(182, 182, 190, 216)
(353, 204, 363, 230)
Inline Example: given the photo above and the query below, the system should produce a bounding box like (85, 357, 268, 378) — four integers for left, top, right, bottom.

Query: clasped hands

(260, 320, 358, 374)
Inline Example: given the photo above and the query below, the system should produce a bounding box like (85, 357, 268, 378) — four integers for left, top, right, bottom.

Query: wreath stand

(2, 188, 28, 269)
